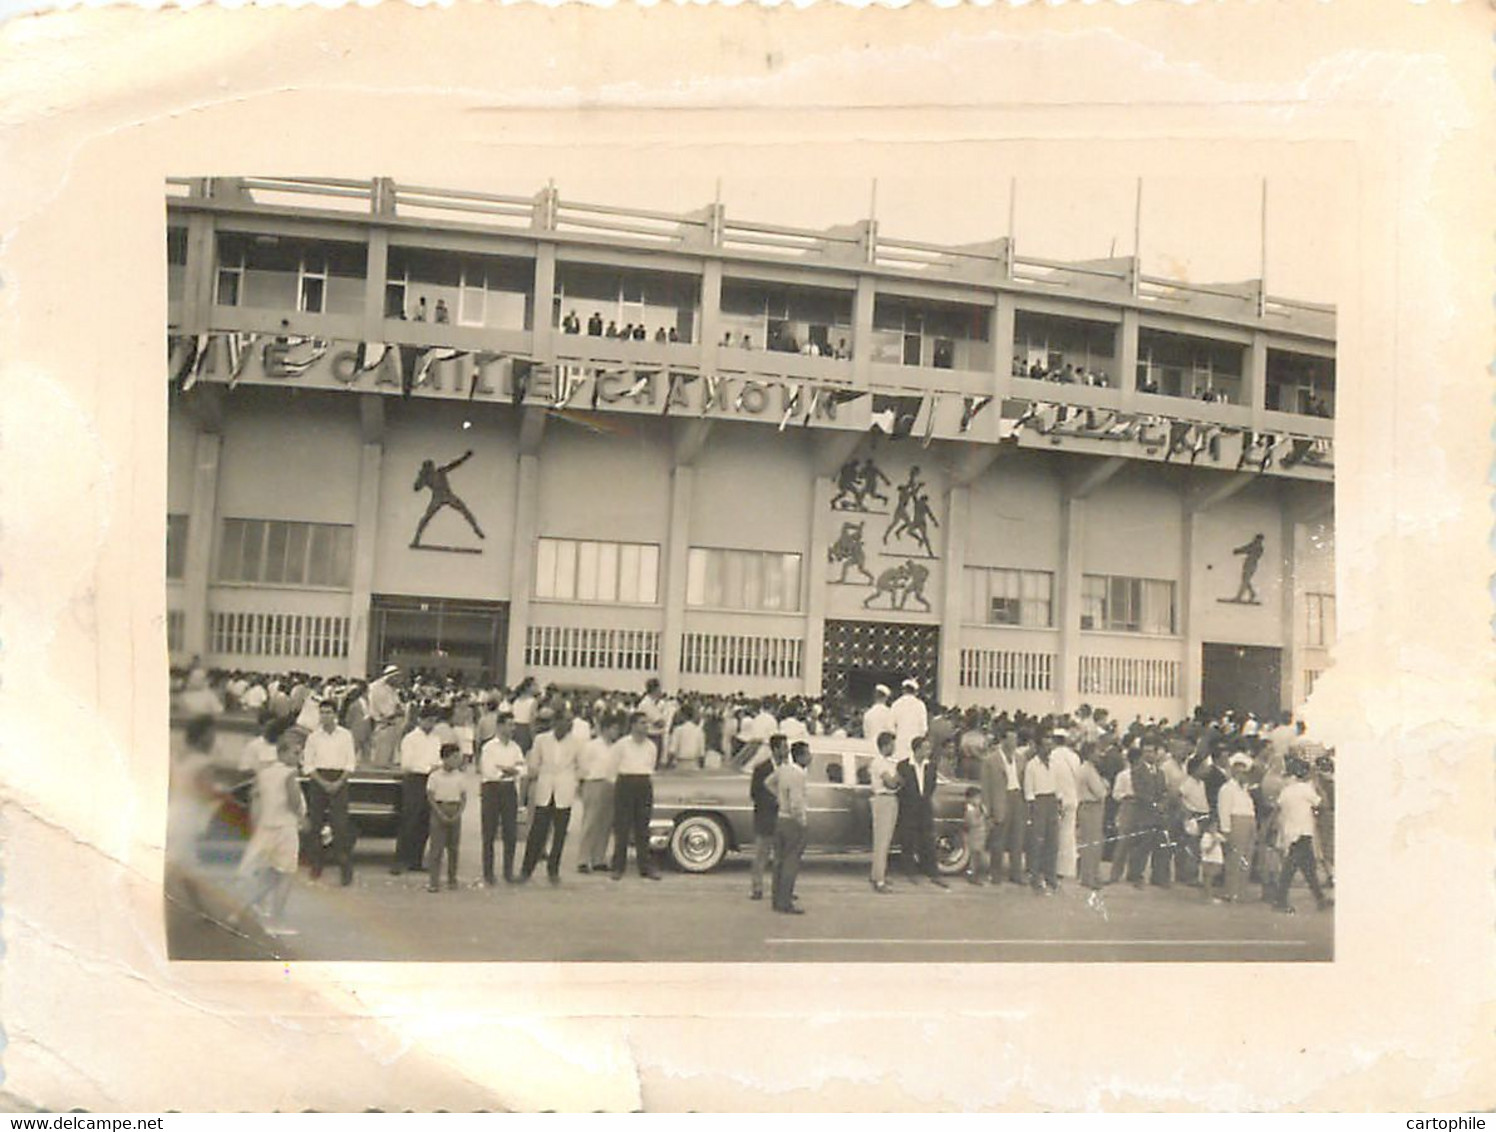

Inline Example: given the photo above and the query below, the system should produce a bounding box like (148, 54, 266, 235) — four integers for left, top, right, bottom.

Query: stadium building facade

(166, 177, 1336, 721)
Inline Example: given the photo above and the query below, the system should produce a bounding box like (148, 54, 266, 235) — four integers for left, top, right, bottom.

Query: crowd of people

(1014, 357, 1113, 388)
(170, 663, 1335, 931)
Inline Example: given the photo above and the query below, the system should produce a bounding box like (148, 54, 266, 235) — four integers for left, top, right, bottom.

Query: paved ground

(170, 776, 1333, 963)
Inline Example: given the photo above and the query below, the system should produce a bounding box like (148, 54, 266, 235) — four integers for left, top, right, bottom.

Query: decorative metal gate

(822, 619, 940, 706)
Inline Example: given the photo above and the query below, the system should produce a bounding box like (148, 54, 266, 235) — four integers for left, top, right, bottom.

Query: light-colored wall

(167, 404, 198, 515)
(216, 390, 362, 525)
(536, 417, 673, 545)
(965, 452, 1062, 573)
(371, 399, 518, 601)
(1081, 469, 1183, 581)
(689, 422, 814, 556)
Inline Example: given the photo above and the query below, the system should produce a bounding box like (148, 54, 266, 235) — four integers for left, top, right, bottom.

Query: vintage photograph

(163, 172, 1338, 963)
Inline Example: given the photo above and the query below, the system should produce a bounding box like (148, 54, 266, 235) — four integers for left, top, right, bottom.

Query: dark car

(647, 735, 973, 875)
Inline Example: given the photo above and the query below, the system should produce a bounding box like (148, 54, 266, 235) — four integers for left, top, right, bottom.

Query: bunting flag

(920, 394, 940, 448)
(510, 358, 534, 406)
(624, 370, 656, 401)
(960, 395, 993, 433)
(410, 348, 467, 394)
(223, 332, 257, 389)
(826, 387, 869, 408)
(700, 372, 721, 417)
(469, 351, 504, 402)
(870, 394, 923, 438)
(800, 386, 823, 427)
(778, 382, 803, 432)
(555, 364, 582, 409)
(662, 370, 700, 416)
(266, 336, 331, 379)
(170, 334, 207, 392)
(1163, 420, 1193, 462)
(356, 341, 393, 377)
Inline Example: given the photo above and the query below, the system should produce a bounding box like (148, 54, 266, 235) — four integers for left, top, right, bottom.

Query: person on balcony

(587, 312, 604, 336)
(632, 324, 647, 341)
(434, 299, 450, 324)
(668, 327, 680, 343)
(605, 321, 620, 338)
(563, 310, 581, 334)
(654, 327, 668, 343)
(413, 297, 428, 322)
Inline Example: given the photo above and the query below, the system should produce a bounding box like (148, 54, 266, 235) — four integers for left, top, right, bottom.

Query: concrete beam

(672, 418, 714, 467)
(181, 385, 225, 435)
(358, 393, 386, 445)
(947, 442, 1003, 488)
(1064, 455, 1127, 500)
(1186, 470, 1255, 514)
(518, 406, 548, 456)
(812, 429, 865, 479)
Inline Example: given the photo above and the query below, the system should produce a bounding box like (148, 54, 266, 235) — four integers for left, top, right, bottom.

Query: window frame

(533, 537, 662, 606)
(962, 565, 1055, 629)
(685, 546, 805, 614)
(1080, 572, 1177, 636)
(216, 518, 355, 591)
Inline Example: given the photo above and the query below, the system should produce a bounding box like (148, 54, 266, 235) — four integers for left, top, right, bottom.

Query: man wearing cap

(1049, 727, 1081, 881)
(302, 699, 357, 886)
(368, 665, 405, 770)
(890, 678, 929, 761)
(392, 704, 442, 875)
(1217, 752, 1258, 902)
(478, 711, 527, 884)
(520, 707, 581, 884)
(862, 685, 895, 745)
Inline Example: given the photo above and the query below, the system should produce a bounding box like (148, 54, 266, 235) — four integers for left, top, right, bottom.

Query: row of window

(169, 518, 1334, 643)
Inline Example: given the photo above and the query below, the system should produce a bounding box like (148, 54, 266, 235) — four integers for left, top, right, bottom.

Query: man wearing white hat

(890, 678, 928, 761)
(368, 665, 405, 769)
(1048, 727, 1082, 880)
(1216, 752, 1259, 902)
(862, 684, 895, 745)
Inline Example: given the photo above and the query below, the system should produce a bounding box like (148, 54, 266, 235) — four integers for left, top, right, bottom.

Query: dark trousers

(611, 774, 655, 877)
(1127, 812, 1172, 885)
(1027, 795, 1059, 888)
(1275, 835, 1326, 908)
(480, 780, 519, 882)
(1109, 799, 1139, 882)
(772, 819, 808, 910)
(521, 801, 571, 879)
(426, 812, 460, 885)
(395, 772, 431, 870)
(896, 802, 940, 879)
(307, 778, 352, 880)
(989, 791, 1026, 881)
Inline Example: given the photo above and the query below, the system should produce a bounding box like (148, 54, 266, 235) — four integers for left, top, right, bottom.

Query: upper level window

(872, 295, 991, 371)
(719, 279, 853, 357)
(215, 232, 367, 315)
(1012, 310, 1116, 386)
(686, 547, 803, 613)
(1137, 329, 1244, 405)
(217, 518, 354, 589)
(166, 513, 189, 580)
(556, 264, 700, 345)
(386, 246, 533, 330)
(1267, 349, 1336, 418)
(1081, 574, 1176, 635)
(167, 226, 188, 303)
(1305, 592, 1336, 647)
(963, 566, 1053, 628)
(535, 537, 660, 605)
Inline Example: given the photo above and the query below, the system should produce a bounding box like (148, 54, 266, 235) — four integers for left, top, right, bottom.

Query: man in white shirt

(890, 678, 929, 761)
(983, 729, 1027, 885)
(367, 665, 404, 769)
(667, 706, 706, 771)
(610, 712, 663, 881)
(478, 711, 527, 884)
(392, 704, 442, 875)
(576, 713, 621, 874)
(637, 679, 669, 762)
(1217, 753, 1258, 903)
(862, 684, 895, 745)
(303, 699, 358, 885)
(867, 732, 902, 893)
(1107, 748, 1139, 885)
(1023, 739, 1060, 893)
(521, 708, 582, 884)
(1273, 764, 1330, 913)
(1048, 728, 1081, 880)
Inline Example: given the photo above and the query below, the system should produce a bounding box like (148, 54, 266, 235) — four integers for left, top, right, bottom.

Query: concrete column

(363, 227, 390, 343)
(182, 429, 221, 661)
(937, 484, 969, 705)
(660, 466, 694, 690)
(1116, 309, 1140, 400)
(1055, 493, 1086, 713)
(802, 476, 835, 696)
(504, 453, 542, 683)
(532, 244, 558, 359)
(992, 292, 1016, 396)
(851, 276, 876, 386)
(184, 212, 216, 330)
(1246, 330, 1269, 415)
(347, 439, 384, 676)
(698, 259, 723, 362)
(1180, 502, 1206, 715)
(1279, 496, 1300, 713)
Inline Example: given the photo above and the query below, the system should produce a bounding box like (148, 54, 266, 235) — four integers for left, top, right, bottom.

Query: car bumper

(648, 819, 673, 851)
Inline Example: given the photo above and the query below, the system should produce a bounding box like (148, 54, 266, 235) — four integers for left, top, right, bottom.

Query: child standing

(234, 730, 308, 934)
(1198, 819, 1225, 904)
(426, 743, 469, 892)
(964, 786, 990, 885)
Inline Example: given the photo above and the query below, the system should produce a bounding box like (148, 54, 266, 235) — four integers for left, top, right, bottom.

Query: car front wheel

(936, 828, 970, 876)
(669, 814, 729, 873)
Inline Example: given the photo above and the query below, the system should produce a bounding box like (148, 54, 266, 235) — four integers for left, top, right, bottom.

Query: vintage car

(648, 735, 973, 875)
